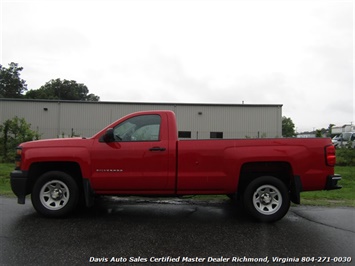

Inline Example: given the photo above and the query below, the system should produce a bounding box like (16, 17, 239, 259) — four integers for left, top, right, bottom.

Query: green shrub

(336, 148, 355, 166)
(0, 117, 40, 162)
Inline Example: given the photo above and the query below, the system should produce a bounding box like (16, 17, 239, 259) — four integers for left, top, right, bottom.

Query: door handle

(149, 147, 166, 152)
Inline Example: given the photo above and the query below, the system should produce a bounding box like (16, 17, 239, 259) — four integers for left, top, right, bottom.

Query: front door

(90, 114, 171, 192)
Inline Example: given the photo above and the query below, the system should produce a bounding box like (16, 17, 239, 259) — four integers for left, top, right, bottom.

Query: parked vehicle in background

(332, 135, 340, 146)
(332, 132, 355, 148)
(10, 110, 341, 222)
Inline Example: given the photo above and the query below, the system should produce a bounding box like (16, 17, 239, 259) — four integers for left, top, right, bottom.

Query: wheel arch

(237, 161, 294, 199)
(27, 161, 83, 194)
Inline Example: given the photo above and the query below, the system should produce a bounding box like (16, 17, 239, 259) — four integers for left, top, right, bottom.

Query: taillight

(15, 147, 22, 170)
(325, 145, 336, 166)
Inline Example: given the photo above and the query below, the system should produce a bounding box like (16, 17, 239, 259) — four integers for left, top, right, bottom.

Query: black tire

(31, 171, 79, 218)
(243, 176, 290, 223)
(226, 194, 235, 200)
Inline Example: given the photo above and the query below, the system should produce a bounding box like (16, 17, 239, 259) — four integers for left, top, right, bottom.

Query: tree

(316, 128, 329, 137)
(0, 117, 40, 162)
(25, 78, 100, 101)
(282, 116, 296, 137)
(328, 124, 335, 137)
(0, 62, 27, 98)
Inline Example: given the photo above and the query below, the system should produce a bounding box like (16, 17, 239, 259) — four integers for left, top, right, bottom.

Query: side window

(178, 131, 191, 139)
(210, 132, 223, 139)
(113, 115, 161, 142)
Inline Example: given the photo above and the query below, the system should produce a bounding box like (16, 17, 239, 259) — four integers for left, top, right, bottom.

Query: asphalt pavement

(0, 196, 354, 265)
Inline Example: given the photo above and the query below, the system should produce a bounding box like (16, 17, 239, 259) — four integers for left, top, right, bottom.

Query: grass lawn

(0, 163, 354, 207)
(0, 163, 14, 195)
(300, 166, 355, 207)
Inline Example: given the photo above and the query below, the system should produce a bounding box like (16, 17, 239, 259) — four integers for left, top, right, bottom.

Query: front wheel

(31, 171, 79, 217)
(243, 176, 290, 222)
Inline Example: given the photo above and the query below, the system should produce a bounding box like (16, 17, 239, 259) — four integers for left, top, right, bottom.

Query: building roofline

(0, 98, 283, 107)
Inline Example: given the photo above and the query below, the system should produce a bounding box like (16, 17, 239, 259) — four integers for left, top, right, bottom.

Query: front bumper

(325, 174, 342, 190)
(10, 170, 29, 204)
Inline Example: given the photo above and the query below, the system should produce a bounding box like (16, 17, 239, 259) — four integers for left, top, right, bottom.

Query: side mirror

(100, 128, 115, 142)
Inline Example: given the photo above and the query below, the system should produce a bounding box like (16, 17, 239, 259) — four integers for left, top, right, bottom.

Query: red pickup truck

(11, 110, 341, 222)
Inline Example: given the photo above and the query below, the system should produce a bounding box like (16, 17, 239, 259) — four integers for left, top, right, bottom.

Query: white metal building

(332, 124, 355, 135)
(0, 98, 282, 139)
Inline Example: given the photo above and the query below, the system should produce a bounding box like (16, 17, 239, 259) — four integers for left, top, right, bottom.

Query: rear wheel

(31, 171, 79, 217)
(226, 194, 235, 200)
(243, 176, 290, 222)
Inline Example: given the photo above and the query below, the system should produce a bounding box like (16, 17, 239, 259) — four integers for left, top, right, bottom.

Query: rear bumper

(10, 170, 29, 204)
(325, 174, 342, 190)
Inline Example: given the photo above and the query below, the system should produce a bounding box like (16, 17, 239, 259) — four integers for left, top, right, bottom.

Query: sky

(0, 0, 353, 132)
